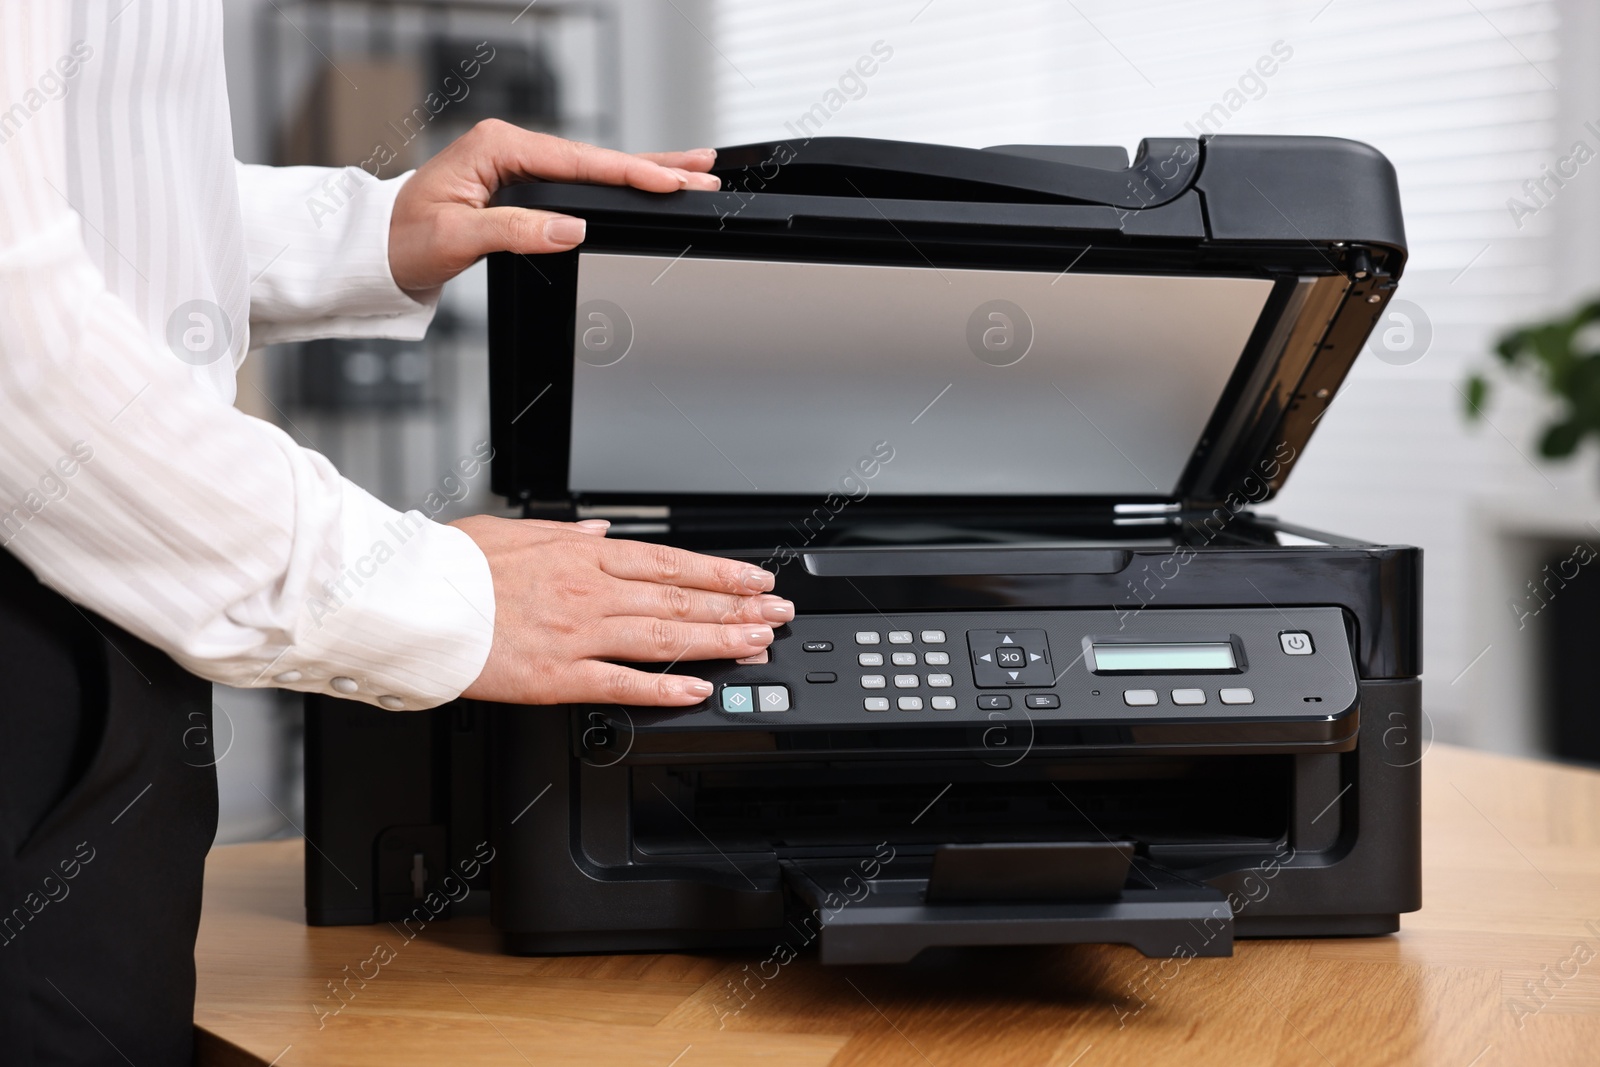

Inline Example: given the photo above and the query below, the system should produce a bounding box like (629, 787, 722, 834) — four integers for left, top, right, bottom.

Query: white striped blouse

(0, 1, 495, 711)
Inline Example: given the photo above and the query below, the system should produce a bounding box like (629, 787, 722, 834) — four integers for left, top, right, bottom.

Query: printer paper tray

(782, 858, 1233, 964)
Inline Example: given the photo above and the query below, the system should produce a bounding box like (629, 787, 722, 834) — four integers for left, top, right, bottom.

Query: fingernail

(760, 597, 795, 622)
(749, 628, 774, 644)
(690, 147, 717, 159)
(686, 680, 713, 696)
(575, 518, 611, 533)
(670, 168, 692, 187)
(545, 216, 586, 245)
(743, 569, 773, 591)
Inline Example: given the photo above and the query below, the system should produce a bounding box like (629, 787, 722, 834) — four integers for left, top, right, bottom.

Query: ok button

(1279, 632, 1315, 656)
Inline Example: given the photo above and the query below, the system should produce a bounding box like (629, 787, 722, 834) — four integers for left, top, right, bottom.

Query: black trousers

(0, 548, 217, 1065)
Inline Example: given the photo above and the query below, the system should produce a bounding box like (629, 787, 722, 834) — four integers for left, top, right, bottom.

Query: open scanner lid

(487, 135, 1406, 517)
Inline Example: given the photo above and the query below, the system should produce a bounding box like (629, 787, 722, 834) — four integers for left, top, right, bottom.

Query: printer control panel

(612, 606, 1359, 731)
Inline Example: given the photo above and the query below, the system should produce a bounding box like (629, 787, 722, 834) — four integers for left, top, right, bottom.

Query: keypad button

(802, 640, 834, 653)
(1025, 693, 1060, 709)
(1171, 688, 1206, 706)
(1220, 687, 1255, 705)
(894, 674, 918, 689)
(924, 651, 950, 666)
(927, 673, 953, 688)
(864, 697, 890, 712)
(996, 648, 1026, 668)
(861, 675, 886, 689)
(891, 651, 917, 666)
(721, 686, 754, 712)
(805, 671, 837, 684)
(888, 630, 913, 644)
(858, 652, 884, 667)
(897, 696, 924, 711)
(757, 685, 790, 712)
(977, 694, 1012, 710)
(273, 670, 303, 684)
(1123, 689, 1158, 707)
(921, 630, 946, 644)
(855, 631, 881, 645)
(931, 695, 958, 710)
(377, 695, 406, 711)
(331, 676, 359, 695)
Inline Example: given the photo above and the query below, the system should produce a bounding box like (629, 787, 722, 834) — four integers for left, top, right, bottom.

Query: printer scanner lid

(487, 135, 1406, 517)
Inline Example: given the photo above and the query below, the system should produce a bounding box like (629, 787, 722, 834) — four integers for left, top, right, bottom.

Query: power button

(1279, 632, 1315, 656)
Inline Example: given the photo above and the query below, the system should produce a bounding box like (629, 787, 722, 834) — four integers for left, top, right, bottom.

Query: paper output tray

(782, 849, 1234, 965)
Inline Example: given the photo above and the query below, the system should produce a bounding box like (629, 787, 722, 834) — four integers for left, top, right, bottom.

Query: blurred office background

(214, 0, 1598, 841)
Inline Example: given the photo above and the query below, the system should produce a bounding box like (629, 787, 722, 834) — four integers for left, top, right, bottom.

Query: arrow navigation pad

(965, 628, 1056, 688)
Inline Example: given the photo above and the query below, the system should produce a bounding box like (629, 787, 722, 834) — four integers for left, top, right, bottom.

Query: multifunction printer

(305, 134, 1422, 964)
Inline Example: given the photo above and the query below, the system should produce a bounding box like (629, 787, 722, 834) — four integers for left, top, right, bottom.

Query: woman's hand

(388, 120, 720, 294)
(450, 516, 792, 707)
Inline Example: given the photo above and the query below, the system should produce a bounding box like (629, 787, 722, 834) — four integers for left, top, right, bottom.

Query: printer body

(305, 134, 1422, 964)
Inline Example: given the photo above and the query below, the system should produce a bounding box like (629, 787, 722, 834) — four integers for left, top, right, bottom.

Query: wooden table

(195, 743, 1600, 1066)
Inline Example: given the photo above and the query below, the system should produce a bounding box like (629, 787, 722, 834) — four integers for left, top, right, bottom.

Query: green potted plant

(1466, 298, 1600, 457)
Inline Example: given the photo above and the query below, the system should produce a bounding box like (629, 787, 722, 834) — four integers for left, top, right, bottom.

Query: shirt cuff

(243, 167, 440, 347)
(262, 479, 495, 710)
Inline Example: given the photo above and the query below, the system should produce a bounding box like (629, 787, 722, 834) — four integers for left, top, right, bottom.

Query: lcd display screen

(567, 253, 1275, 497)
(1091, 642, 1238, 672)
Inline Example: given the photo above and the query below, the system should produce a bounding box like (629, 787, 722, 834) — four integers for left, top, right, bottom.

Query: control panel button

(1123, 689, 1158, 707)
(894, 674, 919, 689)
(861, 675, 886, 689)
(757, 685, 790, 712)
(921, 630, 946, 644)
(1220, 687, 1255, 705)
(802, 640, 834, 653)
(928, 673, 953, 688)
(1279, 632, 1315, 656)
(897, 696, 924, 711)
(924, 651, 950, 666)
(805, 671, 837, 684)
(1025, 693, 1060, 709)
(968, 629, 1054, 688)
(855, 631, 881, 645)
(1171, 688, 1206, 706)
(891, 651, 917, 666)
(931, 695, 957, 710)
(977, 694, 1013, 710)
(858, 652, 884, 667)
(864, 697, 890, 712)
(888, 630, 914, 644)
(721, 686, 754, 713)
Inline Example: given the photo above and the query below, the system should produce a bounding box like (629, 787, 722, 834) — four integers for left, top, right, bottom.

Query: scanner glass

(567, 253, 1274, 497)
